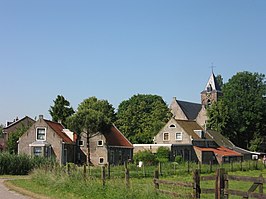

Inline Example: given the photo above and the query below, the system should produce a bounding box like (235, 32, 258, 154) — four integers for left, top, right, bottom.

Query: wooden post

(107, 163, 110, 179)
(193, 169, 201, 199)
(210, 160, 213, 173)
(83, 164, 87, 181)
(224, 172, 228, 199)
(259, 174, 263, 194)
(154, 170, 159, 190)
(158, 162, 162, 176)
(102, 166, 106, 187)
(125, 167, 130, 188)
(215, 168, 225, 199)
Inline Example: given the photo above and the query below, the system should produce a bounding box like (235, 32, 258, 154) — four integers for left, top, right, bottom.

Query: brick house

(152, 118, 243, 164)
(2, 116, 35, 151)
(18, 115, 76, 165)
(78, 125, 133, 166)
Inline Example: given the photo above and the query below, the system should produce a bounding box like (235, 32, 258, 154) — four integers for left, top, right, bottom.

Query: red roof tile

(44, 120, 74, 144)
(194, 146, 242, 157)
(104, 125, 133, 148)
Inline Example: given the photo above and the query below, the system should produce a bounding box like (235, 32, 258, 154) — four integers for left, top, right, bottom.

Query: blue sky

(0, 0, 266, 124)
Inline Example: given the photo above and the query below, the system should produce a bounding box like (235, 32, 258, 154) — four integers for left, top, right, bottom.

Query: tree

(0, 124, 4, 138)
(67, 96, 115, 164)
(156, 146, 170, 163)
(115, 94, 171, 144)
(49, 95, 74, 127)
(7, 124, 30, 154)
(207, 71, 266, 150)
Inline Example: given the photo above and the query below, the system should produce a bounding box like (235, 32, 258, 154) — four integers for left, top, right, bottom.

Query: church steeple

(201, 71, 222, 107)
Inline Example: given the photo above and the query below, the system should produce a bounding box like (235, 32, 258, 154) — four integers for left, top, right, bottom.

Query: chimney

(39, 115, 44, 120)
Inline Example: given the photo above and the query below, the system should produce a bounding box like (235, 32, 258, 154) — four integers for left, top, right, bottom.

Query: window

(33, 147, 42, 156)
(36, 128, 46, 141)
(99, 157, 104, 164)
(175, 132, 182, 140)
(79, 140, 84, 146)
(169, 124, 176, 128)
(163, 132, 169, 141)
(97, 140, 103, 146)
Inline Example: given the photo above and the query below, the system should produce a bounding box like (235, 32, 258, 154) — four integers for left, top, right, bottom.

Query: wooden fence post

(224, 172, 228, 199)
(154, 170, 159, 190)
(215, 168, 225, 199)
(102, 166, 106, 187)
(158, 162, 162, 176)
(83, 164, 87, 181)
(259, 174, 263, 194)
(125, 167, 130, 188)
(193, 169, 201, 199)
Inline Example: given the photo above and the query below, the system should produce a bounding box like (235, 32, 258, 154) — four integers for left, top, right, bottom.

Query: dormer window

(36, 128, 46, 141)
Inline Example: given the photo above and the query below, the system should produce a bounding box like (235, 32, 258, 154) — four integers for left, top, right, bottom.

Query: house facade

(18, 115, 76, 165)
(2, 116, 35, 151)
(78, 125, 133, 166)
(152, 118, 243, 164)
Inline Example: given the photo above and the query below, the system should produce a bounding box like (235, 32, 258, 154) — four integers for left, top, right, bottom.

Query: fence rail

(154, 168, 266, 199)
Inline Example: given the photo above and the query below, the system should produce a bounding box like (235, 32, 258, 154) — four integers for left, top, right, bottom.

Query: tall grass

(0, 152, 55, 175)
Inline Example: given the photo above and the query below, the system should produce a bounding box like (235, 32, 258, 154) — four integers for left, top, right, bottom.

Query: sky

(0, 0, 266, 125)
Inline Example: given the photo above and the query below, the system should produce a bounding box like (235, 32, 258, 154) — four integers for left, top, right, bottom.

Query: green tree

(67, 96, 115, 164)
(207, 71, 266, 150)
(0, 124, 4, 138)
(49, 95, 74, 127)
(156, 147, 170, 163)
(7, 124, 30, 154)
(115, 94, 171, 144)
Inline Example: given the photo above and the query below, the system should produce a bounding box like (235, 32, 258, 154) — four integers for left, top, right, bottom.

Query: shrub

(156, 147, 170, 163)
(133, 150, 157, 165)
(0, 152, 55, 175)
(174, 155, 183, 163)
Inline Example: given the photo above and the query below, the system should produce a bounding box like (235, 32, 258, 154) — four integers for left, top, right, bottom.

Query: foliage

(0, 124, 3, 138)
(156, 147, 170, 163)
(49, 95, 74, 127)
(7, 123, 30, 154)
(133, 150, 157, 165)
(207, 71, 266, 150)
(67, 96, 116, 163)
(115, 94, 171, 144)
(0, 153, 54, 175)
(174, 155, 183, 163)
(216, 74, 224, 89)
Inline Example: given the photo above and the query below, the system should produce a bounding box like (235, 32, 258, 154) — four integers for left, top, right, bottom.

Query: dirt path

(0, 179, 31, 199)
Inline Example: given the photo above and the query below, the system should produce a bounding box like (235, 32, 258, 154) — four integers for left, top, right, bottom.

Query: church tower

(201, 72, 222, 107)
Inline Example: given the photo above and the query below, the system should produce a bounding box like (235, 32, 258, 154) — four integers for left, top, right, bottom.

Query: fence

(154, 168, 266, 199)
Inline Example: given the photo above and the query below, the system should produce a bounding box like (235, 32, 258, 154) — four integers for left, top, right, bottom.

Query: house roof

(176, 100, 202, 120)
(44, 120, 74, 144)
(206, 130, 235, 148)
(175, 120, 204, 139)
(194, 146, 242, 157)
(3, 116, 35, 130)
(104, 125, 133, 148)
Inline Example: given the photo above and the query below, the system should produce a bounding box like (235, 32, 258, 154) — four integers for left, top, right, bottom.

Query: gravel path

(0, 179, 31, 199)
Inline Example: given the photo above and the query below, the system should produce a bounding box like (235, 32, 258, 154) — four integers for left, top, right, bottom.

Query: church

(134, 72, 257, 164)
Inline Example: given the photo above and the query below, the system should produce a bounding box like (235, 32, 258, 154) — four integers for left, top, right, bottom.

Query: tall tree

(49, 95, 74, 127)
(67, 97, 115, 164)
(207, 71, 266, 150)
(0, 124, 4, 138)
(115, 94, 171, 144)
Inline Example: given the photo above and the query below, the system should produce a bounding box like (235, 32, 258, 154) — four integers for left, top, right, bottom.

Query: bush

(156, 147, 170, 163)
(0, 152, 55, 175)
(174, 155, 183, 163)
(133, 150, 157, 165)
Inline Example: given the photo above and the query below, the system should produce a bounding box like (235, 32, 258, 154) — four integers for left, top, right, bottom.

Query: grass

(5, 161, 266, 199)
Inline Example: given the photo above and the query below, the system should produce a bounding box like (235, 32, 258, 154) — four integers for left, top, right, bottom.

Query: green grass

(6, 162, 266, 199)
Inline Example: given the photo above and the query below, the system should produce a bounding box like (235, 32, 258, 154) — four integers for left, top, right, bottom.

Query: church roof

(204, 72, 221, 92)
(176, 100, 202, 120)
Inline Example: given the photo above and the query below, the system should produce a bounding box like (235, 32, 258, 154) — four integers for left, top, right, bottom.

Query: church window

(163, 132, 169, 141)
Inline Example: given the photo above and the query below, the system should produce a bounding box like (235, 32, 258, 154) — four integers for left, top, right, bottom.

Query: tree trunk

(86, 132, 91, 165)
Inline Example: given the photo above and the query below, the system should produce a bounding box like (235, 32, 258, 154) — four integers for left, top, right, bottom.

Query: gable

(176, 100, 202, 121)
